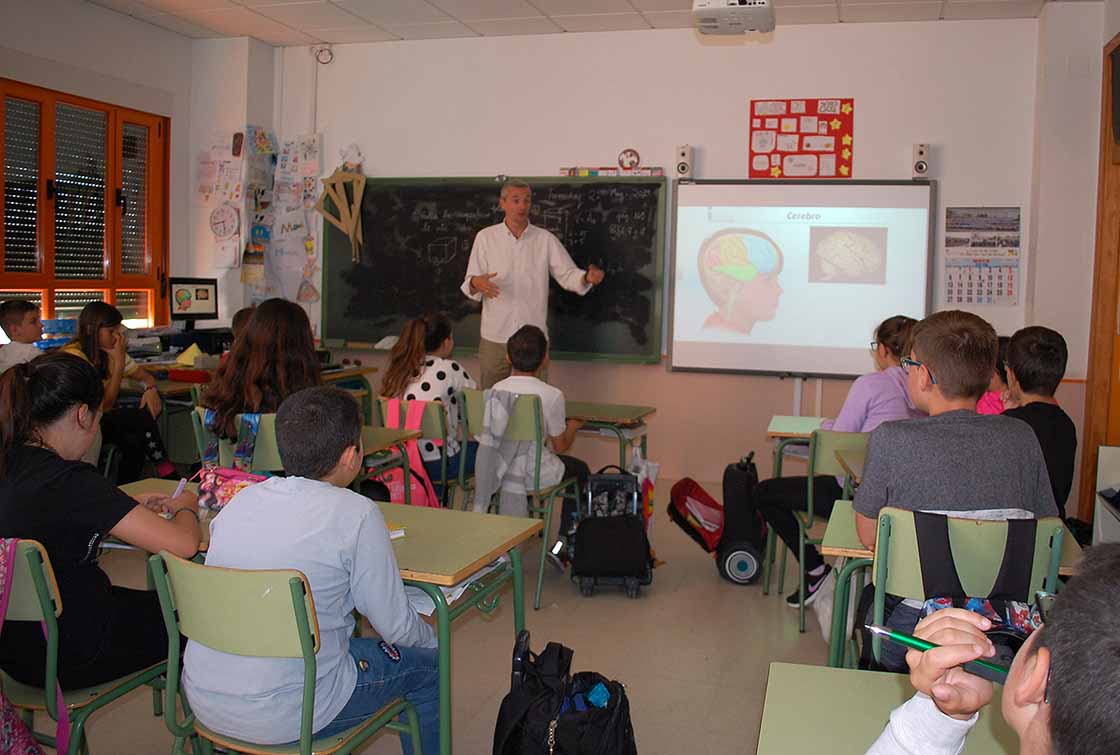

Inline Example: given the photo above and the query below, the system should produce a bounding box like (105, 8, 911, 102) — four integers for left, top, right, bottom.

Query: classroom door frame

(1081, 31, 1120, 522)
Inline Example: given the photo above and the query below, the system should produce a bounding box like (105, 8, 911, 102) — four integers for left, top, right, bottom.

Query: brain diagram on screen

(698, 229, 784, 334)
(809, 227, 887, 284)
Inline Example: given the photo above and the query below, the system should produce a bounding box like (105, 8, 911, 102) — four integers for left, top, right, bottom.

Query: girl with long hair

(203, 298, 321, 440)
(61, 301, 173, 482)
(381, 314, 477, 496)
(0, 352, 199, 688)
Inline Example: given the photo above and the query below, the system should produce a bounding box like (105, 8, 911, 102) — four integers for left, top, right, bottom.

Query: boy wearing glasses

(853, 310, 1057, 670)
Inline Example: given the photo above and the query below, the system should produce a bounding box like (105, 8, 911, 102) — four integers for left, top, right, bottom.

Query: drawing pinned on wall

(247, 125, 276, 155)
(197, 152, 217, 201)
(748, 98, 854, 178)
(944, 207, 1021, 306)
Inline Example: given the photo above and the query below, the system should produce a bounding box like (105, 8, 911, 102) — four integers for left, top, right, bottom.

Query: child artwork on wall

(748, 98, 854, 179)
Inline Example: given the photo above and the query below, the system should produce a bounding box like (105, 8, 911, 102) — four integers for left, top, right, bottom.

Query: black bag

(572, 515, 652, 599)
(494, 630, 637, 755)
(584, 465, 640, 518)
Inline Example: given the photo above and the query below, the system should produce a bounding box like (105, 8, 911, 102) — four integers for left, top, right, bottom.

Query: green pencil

(866, 624, 1010, 684)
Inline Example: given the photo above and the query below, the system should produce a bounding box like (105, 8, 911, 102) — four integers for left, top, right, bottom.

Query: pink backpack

(0, 538, 67, 755)
(373, 399, 439, 507)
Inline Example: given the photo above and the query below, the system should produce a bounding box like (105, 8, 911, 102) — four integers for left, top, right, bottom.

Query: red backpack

(372, 399, 440, 507)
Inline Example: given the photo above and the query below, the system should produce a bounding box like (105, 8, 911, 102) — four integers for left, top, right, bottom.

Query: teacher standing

(461, 179, 605, 388)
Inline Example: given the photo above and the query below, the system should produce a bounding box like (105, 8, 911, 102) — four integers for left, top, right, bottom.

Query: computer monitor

(169, 277, 219, 331)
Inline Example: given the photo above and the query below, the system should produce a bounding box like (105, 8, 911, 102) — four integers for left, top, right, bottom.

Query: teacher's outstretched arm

(547, 235, 600, 295)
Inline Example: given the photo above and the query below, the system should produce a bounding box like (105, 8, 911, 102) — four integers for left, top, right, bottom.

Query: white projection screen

(670, 180, 933, 377)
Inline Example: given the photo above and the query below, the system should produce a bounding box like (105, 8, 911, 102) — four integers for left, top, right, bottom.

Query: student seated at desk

(867, 544, 1120, 755)
(381, 313, 478, 496)
(1003, 326, 1077, 520)
(0, 299, 43, 375)
(184, 386, 439, 754)
(853, 310, 1057, 671)
(0, 352, 200, 688)
(61, 302, 174, 482)
(202, 298, 321, 440)
(489, 326, 589, 561)
(756, 315, 924, 608)
(976, 335, 1010, 415)
(219, 305, 256, 366)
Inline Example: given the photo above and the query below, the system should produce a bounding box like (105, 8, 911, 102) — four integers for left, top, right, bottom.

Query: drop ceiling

(87, 0, 1072, 46)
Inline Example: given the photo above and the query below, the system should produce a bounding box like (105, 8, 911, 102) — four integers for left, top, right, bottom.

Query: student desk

(757, 662, 1016, 754)
(767, 415, 823, 476)
(820, 500, 1084, 667)
(835, 448, 866, 486)
(384, 502, 541, 755)
(118, 479, 210, 551)
(566, 401, 655, 467)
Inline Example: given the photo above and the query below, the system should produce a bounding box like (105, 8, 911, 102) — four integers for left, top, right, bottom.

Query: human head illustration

(698, 229, 783, 333)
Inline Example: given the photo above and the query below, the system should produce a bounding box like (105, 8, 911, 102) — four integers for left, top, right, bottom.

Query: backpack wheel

(625, 577, 640, 598)
(717, 542, 762, 585)
(579, 577, 595, 597)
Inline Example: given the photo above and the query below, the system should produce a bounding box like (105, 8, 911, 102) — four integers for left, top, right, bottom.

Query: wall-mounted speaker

(675, 144, 694, 180)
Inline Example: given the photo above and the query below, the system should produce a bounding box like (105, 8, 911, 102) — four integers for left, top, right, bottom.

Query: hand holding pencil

(874, 608, 1000, 720)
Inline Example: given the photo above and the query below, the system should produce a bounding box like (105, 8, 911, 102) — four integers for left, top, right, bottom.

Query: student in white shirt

(184, 386, 439, 754)
(867, 544, 1120, 755)
(380, 313, 477, 498)
(492, 325, 588, 564)
(461, 179, 605, 388)
(0, 300, 43, 375)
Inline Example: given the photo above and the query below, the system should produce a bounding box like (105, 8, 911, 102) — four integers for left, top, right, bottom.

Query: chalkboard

(321, 177, 667, 362)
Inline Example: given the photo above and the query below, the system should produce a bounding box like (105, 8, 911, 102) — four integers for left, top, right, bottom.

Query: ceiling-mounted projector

(693, 0, 775, 34)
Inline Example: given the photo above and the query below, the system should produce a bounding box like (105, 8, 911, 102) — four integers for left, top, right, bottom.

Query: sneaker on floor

(785, 565, 832, 608)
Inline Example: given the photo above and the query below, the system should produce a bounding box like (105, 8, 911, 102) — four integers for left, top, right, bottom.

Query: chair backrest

(193, 407, 283, 472)
(377, 397, 448, 441)
(808, 430, 869, 480)
(6, 540, 61, 622)
(461, 388, 546, 491)
(152, 551, 317, 658)
(873, 506, 1064, 600)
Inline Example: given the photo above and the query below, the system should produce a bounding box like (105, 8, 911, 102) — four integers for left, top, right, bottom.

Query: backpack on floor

(572, 466, 652, 599)
(493, 630, 637, 755)
(668, 453, 767, 585)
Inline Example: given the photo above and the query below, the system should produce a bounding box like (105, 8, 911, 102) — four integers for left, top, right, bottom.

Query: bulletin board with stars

(748, 98, 854, 179)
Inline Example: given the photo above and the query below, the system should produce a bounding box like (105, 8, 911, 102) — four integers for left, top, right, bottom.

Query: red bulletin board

(748, 98, 854, 179)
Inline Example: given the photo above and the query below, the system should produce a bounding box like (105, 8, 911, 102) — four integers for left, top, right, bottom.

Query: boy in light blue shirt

(183, 386, 438, 753)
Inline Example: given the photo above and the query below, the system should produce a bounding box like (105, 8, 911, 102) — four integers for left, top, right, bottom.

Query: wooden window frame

(0, 78, 169, 325)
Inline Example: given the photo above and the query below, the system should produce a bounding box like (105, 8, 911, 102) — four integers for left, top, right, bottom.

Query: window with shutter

(52, 289, 105, 321)
(3, 97, 39, 273)
(120, 122, 148, 275)
(54, 102, 107, 279)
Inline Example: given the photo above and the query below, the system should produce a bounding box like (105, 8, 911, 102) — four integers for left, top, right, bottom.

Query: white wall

(1108, 0, 1120, 40)
(1028, 2, 1104, 378)
(304, 21, 1039, 337)
(0, 0, 193, 279)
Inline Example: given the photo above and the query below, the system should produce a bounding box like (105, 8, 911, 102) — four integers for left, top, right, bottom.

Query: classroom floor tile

(73, 480, 830, 754)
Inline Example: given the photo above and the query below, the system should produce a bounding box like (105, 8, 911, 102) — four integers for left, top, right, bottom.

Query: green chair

(870, 506, 1064, 662)
(1, 540, 167, 755)
(148, 551, 422, 755)
(460, 388, 581, 610)
(191, 408, 284, 473)
(762, 429, 869, 632)
(376, 398, 469, 508)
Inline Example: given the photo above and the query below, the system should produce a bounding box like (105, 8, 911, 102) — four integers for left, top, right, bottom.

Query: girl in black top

(0, 352, 200, 688)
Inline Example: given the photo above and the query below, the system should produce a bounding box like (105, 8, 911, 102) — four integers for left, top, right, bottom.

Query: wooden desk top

(362, 426, 421, 456)
(767, 415, 823, 439)
(120, 479, 210, 548)
(379, 503, 542, 586)
(820, 500, 1083, 576)
(565, 401, 656, 426)
(835, 449, 866, 485)
(757, 662, 1015, 754)
(151, 366, 379, 398)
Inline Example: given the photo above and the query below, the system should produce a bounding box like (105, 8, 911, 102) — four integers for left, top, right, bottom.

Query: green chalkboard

(321, 176, 666, 362)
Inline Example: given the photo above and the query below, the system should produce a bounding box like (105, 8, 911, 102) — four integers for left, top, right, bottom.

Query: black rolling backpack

(571, 466, 652, 599)
(667, 452, 768, 584)
(494, 630, 637, 755)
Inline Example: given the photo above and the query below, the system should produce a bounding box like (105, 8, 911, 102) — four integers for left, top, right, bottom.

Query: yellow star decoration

(770, 166, 782, 177)
(839, 165, 850, 176)
(841, 148, 852, 160)
(829, 118, 842, 131)
(841, 102, 853, 115)
(841, 134, 853, 146)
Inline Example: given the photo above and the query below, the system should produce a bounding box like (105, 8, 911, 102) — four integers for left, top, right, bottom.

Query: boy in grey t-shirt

(853, 311, 1057, 669)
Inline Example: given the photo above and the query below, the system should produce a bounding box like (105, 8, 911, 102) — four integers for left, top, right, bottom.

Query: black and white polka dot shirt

(402, 356, 477, 462)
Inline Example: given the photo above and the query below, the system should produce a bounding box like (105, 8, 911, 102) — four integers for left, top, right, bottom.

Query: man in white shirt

(867, 544, 1120, 755)
(0, 300, 42, 375)
(461, 179, 605, 388)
